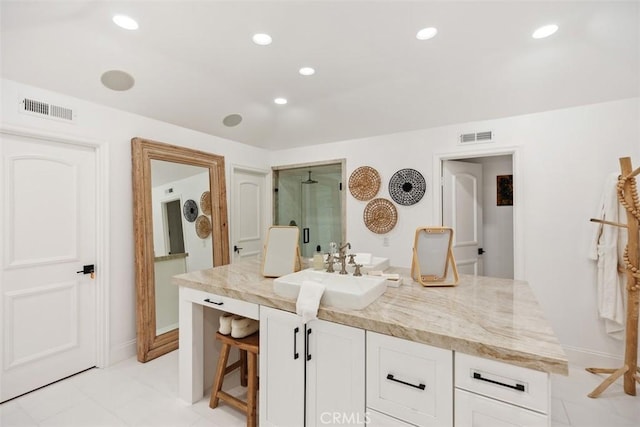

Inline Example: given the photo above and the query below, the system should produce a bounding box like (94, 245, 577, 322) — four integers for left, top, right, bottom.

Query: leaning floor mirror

(132, 138, 229, 362)
(411, 226, 459, 287)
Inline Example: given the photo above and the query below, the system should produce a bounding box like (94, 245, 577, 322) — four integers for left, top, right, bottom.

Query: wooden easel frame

(261, 226, 302, 278)
(586, 157, 640, 398)
(411, 227, 459, 287)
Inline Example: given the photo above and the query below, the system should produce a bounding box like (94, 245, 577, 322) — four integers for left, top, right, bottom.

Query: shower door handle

(303, 228, 310, 244)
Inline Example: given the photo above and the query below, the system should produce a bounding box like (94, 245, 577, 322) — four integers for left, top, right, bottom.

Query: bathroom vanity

(174, 258, 567, 427)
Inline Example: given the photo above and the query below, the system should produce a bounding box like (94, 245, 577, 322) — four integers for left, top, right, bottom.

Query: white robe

(588, 172, 627, 339)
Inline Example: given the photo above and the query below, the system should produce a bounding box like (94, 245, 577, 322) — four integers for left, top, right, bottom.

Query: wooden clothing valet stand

(587, 156, 640, 398)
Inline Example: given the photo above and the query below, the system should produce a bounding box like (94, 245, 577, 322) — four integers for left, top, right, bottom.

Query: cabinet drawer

(201, 293, 259, 319)
(455, 389, 548, 427)
(454, 353, 549, 414)
(367, 331, 453, 426)
(367, 408, 416, 426)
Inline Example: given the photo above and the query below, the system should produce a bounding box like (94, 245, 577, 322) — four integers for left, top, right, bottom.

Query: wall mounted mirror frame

(132, 137, 229, 362)
(411, 226, 459, 287)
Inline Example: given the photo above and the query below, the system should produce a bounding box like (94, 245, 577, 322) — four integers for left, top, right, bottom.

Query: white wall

(1, 78, 271, 364)
(269, 97, 640, 365)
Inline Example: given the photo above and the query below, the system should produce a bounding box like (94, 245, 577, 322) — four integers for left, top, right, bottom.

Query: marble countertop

(173, 258, 568, 375)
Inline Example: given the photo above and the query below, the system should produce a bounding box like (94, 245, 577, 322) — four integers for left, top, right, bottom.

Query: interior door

(232, 168, 266, 262)
(442, 160, 483, 275)
(0, 133, 97, 402)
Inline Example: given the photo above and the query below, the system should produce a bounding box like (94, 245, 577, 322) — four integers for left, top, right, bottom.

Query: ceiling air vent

(21, 98, 75, 123)
(459, 130, 494, 144)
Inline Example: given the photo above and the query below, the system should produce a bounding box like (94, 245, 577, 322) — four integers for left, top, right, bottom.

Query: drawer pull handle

(204, 298, 224, 306)
(472, 372, 526, 392)
(386, 374, 426, 391)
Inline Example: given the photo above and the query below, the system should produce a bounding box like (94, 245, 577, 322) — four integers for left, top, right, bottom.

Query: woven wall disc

(200, 191, 211, 215)
(183, 199, 198, 222)
(363, 198, 398, 234)
(195, 215, 212, 239)
(388, 168, 426, 206)
(349, 166, 381, 201)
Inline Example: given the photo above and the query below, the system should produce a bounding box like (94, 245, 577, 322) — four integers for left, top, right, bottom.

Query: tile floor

(1, 350, 638, 426)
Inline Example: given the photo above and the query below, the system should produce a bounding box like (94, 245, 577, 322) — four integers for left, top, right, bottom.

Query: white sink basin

(273, 269, 388, 310)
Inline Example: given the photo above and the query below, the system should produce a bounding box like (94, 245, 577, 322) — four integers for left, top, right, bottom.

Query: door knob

(233, 245, 243, 253)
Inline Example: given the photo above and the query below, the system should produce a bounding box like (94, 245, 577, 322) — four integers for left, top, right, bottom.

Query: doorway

(436, 149, 521, 279)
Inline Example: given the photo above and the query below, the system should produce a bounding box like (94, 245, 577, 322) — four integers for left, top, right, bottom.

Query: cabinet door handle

(306, 328, 312, 361)
(204, 298, 223, 306)
(293, 327, 300, 360)
(387, 374, 427, 390)
(386, 374, 426, 391)
(472, 371, 526, 392)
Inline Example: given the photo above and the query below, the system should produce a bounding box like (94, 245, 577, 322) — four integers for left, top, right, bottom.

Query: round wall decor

(195, 215, 212, 239)
(363, 198, 398, 234)
(348, 166, 381, 201)
(388, 168, 426, 206)
(183, 199, 198, 222)
(200, 191, 211, 215)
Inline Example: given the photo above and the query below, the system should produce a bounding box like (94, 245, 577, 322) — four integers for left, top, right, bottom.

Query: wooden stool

(209, 331, 259, 427)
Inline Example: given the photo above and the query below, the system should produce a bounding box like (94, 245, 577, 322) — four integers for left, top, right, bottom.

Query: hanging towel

(588, 172, 627, 339)
(296, 280, 325, 323)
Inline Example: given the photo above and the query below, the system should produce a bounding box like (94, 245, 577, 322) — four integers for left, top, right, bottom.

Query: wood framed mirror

(132, 138, 229, 362)
(411, 226, 459, 287)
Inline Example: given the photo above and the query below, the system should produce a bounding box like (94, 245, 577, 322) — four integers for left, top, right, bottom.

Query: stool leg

(210, 342, 231, 409)
(240, 349, 248, 387)
(247, 352, 258, 427)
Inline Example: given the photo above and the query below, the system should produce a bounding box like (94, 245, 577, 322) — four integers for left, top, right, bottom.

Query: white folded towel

(296, 280, 326, 323)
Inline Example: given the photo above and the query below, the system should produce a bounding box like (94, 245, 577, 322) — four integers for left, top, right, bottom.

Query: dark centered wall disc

(388, 168, 426, 206)
(183, 199, 198, 222)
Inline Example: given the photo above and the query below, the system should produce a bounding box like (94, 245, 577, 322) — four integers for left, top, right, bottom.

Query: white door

(231, 168, 266, 263)
(306, 319, 365, 427)
(442, 160, 483, 275)
(0, 133, 97, 402)
(259, 306, 305, 427)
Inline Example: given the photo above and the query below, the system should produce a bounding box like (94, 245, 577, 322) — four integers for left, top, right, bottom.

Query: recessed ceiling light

(299, 67, 315, 76)
(113, 14, 139, 30)
(100, 70, 135, 91)
(416, 27, 438, 40)
(532, 24, 558, 39)
(274, 98, 288, 105)
(252, 33, 272, 46)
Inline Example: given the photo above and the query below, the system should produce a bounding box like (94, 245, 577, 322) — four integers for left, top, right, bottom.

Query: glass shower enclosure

(273, 162, 344, 259)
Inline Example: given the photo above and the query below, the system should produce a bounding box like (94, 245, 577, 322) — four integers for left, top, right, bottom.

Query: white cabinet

(259, 306, 306, 427)
(454, 353, 550, 427)
(259, 306, 365, 427)
(367, 331, 453, 427)
(455, 389, 548, 427)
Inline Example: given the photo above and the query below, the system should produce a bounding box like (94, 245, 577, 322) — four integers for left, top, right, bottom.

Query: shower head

(302, 171, 318, 184)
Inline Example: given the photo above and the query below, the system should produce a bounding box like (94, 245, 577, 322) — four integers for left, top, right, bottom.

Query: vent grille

(459, 130, 494, 144)
(21, 98, 74, 122)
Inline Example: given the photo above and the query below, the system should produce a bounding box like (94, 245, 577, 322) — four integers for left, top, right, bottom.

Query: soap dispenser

(313, 245, 324, 270)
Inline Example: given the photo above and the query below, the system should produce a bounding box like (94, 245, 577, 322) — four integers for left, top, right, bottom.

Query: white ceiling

(1, 1, 638, 150)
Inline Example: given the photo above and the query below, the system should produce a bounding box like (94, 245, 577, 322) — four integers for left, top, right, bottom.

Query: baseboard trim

(563, 345, 628, 369)
(109, 339, 137, 366)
